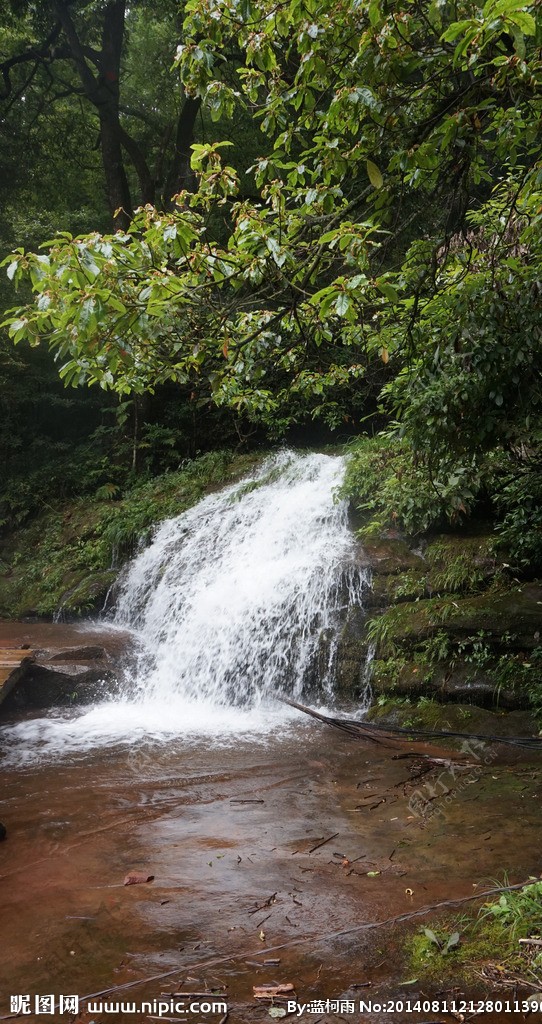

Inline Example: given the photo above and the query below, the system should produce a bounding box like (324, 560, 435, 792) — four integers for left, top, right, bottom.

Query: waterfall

(114, 451, 368, 706)
(0, 451, 369, 764)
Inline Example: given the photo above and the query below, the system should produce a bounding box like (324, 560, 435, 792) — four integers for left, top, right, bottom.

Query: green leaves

(366, 160, 384, 189)
(423, 927, 461, 954)
(335, 293, 350, 316)
(375, 278, 400, 303)
(3, 0, 541, 442)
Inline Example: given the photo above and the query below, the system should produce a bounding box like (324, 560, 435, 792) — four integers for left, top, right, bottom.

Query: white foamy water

(1, 451, 369, 765)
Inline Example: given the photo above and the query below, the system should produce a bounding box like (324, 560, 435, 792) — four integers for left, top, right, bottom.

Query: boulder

(47, 645, 106, 662)
(2, 663, 117, 710)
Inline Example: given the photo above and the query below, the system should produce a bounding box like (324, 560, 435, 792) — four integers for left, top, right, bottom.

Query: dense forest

(1, 0, 541, 592)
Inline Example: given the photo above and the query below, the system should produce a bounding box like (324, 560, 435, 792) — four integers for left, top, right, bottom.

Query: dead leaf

(123, 872, 154, 886)
(253, 984, 295, 1000)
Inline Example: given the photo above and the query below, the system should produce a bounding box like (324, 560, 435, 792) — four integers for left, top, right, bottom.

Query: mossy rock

(359, 536, 426, 575)
(370, 657, 528, 709)
(0, 450, 267, 621)
(359, 530, 511, 618)
(367, 585, 542, 655)
(371, 657, 426, 697)
(425, 534, 499, 587)
(57, 570, 118, 615)
(365, 697, 540, 746)
(364, 569, 430, 608)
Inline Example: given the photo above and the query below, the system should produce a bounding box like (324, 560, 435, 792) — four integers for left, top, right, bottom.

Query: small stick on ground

(249, 892, 277, 914)
(309, 832, 339, 854)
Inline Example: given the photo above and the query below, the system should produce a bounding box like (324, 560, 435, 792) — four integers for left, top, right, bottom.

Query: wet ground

(1, 625, 541, 1024)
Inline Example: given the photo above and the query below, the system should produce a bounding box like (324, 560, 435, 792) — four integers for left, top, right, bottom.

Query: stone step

(0, 649, 35, 705)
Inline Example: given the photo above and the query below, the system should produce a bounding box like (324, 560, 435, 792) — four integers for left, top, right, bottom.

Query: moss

(364, 583, 542, 714)
(366, 588, 542, 655)
(360, 536, 426, 574)
(365, 570, 429, 608)
(57, 570, 118, 615)
(364, 535, 504, 610)
(406, 918, 509, 984)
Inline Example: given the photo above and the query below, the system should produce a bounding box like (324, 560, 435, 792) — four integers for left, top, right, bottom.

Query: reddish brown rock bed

(0, 718, 541, 1023)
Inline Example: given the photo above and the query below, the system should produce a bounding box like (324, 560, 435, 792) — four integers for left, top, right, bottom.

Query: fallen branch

(282, 699, 396, 745)
(281, 697, 542, 750)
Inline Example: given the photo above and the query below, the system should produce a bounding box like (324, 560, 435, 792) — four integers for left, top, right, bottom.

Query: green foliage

(343, 433, 542, 570)
(382, 180, 542, 456)
(0, 449, 263, 617)
(2, 0, 542, 582)
(341, 435, 479, 536)
(5, 0, 542, 435)
(406, 880, 542, 987)
(494, 468, 542, 567)
(479, 881, 542, 936)
(426, 540, 493, 594)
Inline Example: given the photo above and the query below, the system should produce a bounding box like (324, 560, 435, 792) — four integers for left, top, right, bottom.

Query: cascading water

(0, 451, 370, 764)
(115, 451, 367, 706)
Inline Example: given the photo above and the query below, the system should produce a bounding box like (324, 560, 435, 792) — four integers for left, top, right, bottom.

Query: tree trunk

(165, 95, 201, 203)
(99, 112, 133, 227)
(98, 0, 133, 225)
(51, 0, 155, 226)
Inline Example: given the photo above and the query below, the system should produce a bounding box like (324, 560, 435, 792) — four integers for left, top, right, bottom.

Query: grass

(405, 880, 542, 988)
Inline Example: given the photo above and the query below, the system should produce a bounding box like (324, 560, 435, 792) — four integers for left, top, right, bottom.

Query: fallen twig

(309, 832, 339, 854)
(248, 892, 277, 915)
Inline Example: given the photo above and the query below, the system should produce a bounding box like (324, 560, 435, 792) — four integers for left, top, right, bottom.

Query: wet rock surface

(0, 622, 129, 713)
(0, 726, 540, 1023)
(3, 662, 117, 709)
(47, 645, 107, 661)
